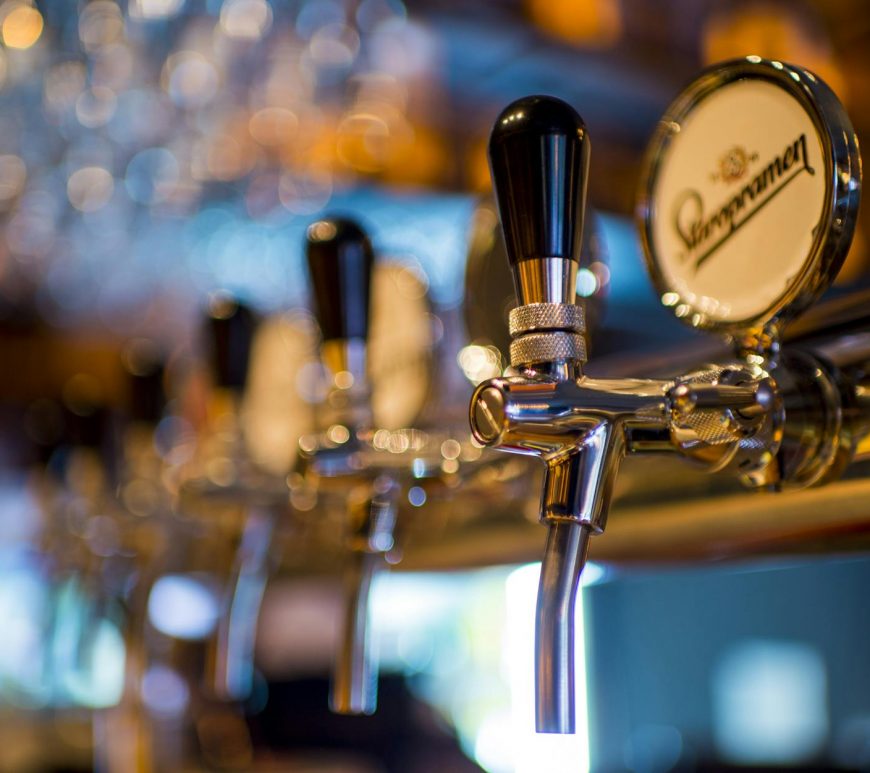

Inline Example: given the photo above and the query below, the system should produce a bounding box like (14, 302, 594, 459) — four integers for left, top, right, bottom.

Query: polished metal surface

(513, 258, 579, 306)
(671, 378, 774, 416)
(330, 490, 400, 715)
(670, 367, 779, 456)
(470, 344, 788, 732)
(469, 370, 779, 522)
(321, 339, 368, 389)
(535, 522, 591, 734)
(750, 348, 847, 489)
(330, 549, 381, 716)
(211, 506, 274, 701)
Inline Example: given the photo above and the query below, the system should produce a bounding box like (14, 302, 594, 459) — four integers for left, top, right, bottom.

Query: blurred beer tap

(43, 387, 123, 706)
(178, 296, 285, 704)
(469, 61, 862, 734)
(300, 216, 391, 716)
(300, 217, 499, 715)
(94, 342, 174, 773)
(21, 342, 194, 773)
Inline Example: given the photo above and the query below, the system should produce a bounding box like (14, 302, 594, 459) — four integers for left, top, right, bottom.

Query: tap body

(473, 373, 671, 529)
(471, 362, 776, 733)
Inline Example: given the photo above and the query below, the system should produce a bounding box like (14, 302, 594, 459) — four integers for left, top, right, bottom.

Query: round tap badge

(638, 57, 861, 338)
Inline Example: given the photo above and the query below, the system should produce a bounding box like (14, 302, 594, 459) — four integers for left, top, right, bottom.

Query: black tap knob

(123, 339, 166, 425)
(305, 217, 374, 344)
(489, 95, 590, 305)
(54, 383, 117, 483)
(207, 297, 257, 392)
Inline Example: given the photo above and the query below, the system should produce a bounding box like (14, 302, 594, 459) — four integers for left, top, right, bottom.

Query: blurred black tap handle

(488, 95, 590, 266)
(207, 296, 257, 392)
(123, 339, 167, 425)
(305, 217, 375, 342)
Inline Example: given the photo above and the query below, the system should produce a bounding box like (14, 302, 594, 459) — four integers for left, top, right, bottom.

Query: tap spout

(535, 520, 591, 734)
(534, 426, 621, 734)
(330, 549, 382, 715)
(211, 506, 274, 701)
(330, 488, 397, 715)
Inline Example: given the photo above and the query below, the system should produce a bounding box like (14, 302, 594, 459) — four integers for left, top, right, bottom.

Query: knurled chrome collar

(508, 302, 585, 338)
(508, 302, 587, 367)
(510, 331, 587, 367)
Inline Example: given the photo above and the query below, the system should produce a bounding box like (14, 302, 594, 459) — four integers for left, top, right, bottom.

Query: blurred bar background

(1, 1, 870, 771)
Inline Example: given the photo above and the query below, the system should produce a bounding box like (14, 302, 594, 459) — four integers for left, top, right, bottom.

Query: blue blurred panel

(181, 188, 475, 312)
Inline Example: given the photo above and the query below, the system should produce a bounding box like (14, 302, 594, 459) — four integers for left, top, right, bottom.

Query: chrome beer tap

(469, 59, 860, 735)
(96, 343, 174, 773)
(202, 298, 276, 703)
(302, 216, 519, 714)
(469, 94, 675, 735)
(176, 297, 285, 704)
(301, 216, 391, 716)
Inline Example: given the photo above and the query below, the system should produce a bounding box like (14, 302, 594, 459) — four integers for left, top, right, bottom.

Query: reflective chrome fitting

(509, 302, 585, 338)
(510, 332, 587, 368)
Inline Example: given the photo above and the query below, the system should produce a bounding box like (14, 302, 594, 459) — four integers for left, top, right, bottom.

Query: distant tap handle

(489, 95, 590, 305)
(123, 339, 166, 425)
(207, 297, 257, 393)
(305, 217, 375, 344)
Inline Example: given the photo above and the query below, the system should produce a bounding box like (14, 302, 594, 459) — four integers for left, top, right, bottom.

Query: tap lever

(473, 62, 863, 738)
(489, 95, 590, 306)
(206, 296, 257, 393)
(305, 217, 375, 385)
(305, 217, 374, 343)
(123, 339, 167, 426)
(489, 95, 590, 270)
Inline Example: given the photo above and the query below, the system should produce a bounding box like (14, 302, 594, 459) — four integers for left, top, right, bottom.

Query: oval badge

(637, 57, 861, 340)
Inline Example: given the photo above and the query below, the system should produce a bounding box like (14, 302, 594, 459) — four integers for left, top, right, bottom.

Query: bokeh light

(1, 3, 43, 50)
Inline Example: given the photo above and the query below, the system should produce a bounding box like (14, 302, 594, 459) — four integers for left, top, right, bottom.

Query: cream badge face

(648, 78, 828, 325)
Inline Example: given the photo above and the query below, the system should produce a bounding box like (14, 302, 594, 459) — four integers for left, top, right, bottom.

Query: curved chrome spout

(212, 506, 273, 701)
(535, 521, 591, 734)
(330, 550, 381, 715)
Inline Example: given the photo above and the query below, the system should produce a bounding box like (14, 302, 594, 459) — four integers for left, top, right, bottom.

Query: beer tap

(302, 216, 517, 714)
(96, 343, 173, 773)
(469, 59, 860, 734)
(177, 297, 282, 704)
(470, 94, 665, 735)
(302, 216, 390, 716)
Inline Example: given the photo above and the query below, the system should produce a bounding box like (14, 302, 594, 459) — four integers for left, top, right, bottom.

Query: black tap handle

(207, 297, 257, 392)
(123, 340, 166, 425)
(488, 95, 590, 266)
(305, 217, 374, 342)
